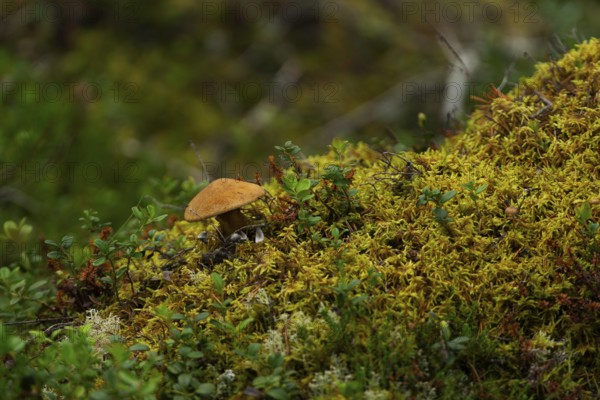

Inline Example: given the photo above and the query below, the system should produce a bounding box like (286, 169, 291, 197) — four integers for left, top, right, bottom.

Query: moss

(101, 39, 600, 398)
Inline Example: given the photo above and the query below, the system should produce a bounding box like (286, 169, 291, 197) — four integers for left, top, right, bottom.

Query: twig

(530, 90, 553, 118)
(189, 141, 210, 182)
(2, 317, 74, 327)
(497, 61, 516, 92)
(427, 21, 470, 75)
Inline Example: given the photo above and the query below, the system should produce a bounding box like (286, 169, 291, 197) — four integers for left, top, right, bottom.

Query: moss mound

(106, 39, 600, 399)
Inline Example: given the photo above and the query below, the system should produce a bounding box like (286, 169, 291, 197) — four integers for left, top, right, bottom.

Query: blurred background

(1, 0, 599, 252)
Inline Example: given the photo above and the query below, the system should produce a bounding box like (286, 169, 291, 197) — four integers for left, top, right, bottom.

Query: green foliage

(271, 141, 359, 239)
(0, 218, 40, 268)
(575, 202, 600, 256)
(46, 235, 78, 274)
(89, 342, 161, 400)
(92, 205, 167, 303)
(0, 322, 162, 400)
(251, 353, 298, 400)
(280, 172, 322, 233)
(417, 186, 457, 225)
(151, 307, 221, 399)
(281, 173, 315, 203)
(79, 210, 112, 233)
(0, 266, 52, 321)
(462, 181, 488, 202)
(44, 205, 167, 308)
(274, 141, 305, 174)
(2, 218, 32, 245)
(576, 202, 599, 237)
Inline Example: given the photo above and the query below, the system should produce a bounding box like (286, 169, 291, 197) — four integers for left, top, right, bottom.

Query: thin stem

(125, 255, 135, 294)
(108, 259, 121, 304)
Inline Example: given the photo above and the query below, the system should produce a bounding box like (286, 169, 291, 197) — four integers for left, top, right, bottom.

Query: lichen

(101, 39, 600, 398)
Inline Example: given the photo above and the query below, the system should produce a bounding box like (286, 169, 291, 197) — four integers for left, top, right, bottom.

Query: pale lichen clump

(84, 308, 120, 355)
(105, 39, 600, 398)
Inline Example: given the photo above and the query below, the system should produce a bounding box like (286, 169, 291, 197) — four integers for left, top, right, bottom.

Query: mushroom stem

(216, 208, 250, 237)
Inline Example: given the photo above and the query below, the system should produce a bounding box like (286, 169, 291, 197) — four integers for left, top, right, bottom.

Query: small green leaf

(89, 390, 110, 400)
(474, 184, 488, 195)
(236, 317, 254, 332)
(118, 370, 140, 387)
(448, 336, 470, 351)
(146, 204, 156, 218)
(61, 235, 74, 248)
(153, 214, 168, 222)
(3, 221, 18, 239)
(20, 224, 32, 238)
(211, 273, 225, 295)
(576, 203, 592, 224)
(131, 206, 144, 221)
(267, 388, 290, 400)
(178, 346, 192, 358)
(433, 208, 451, 223)
(308, 216, 321, 224)
(195, 312, 210, 321)
(93, 257, 107, 266)
(281, 173, 297, 192)
(296, 191, 314, 202)
(10, 280, 26, 291)
(100, 276, 113, 285)
(0, 336, 25, 355)
(296, 178, 312, 193)
(44, 239, 58, 247)
(28, 280, 47, 292)
(195, 383, 216, 395)
(128, 343, 150, 352)
(247, 343, 261, 357)
(47, 251, 62, 259)
(167, 363, 183, 375)
(439, 190, 457, 204)
(462, 181, 475, 191)
(186, 351, 204, 359)
(268, 352, 284, 368)
(93, 239, 109, 253)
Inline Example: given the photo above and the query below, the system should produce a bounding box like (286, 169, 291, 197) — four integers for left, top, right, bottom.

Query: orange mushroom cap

(184, 178, 266, 222)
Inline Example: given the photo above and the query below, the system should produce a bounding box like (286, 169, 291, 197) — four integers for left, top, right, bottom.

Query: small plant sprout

(575, 202, 599, 253)
(184, 178, 266, 238)
(417, 187, 457, 225)
(280, 171, 322, 233)
(274, 141, 308, 176)
(45, 235, 77, 275)
(462, 180, 488, 217)
(2, 218, 38, 268)
(79, 209, 111, 232)
(271, 141, 360, 242)
(418, 112, 427, 129)
(2, 218, 33, 245)
(462, 180, 488, 203)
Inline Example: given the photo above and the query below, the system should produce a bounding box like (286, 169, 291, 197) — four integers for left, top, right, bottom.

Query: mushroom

(184, 178, 266, 237)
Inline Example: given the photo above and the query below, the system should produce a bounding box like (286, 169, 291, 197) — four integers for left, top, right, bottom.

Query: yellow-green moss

(103, 39, 600, 398)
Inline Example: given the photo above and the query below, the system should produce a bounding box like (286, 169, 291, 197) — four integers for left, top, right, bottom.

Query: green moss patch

(67, 39, 600, 399)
